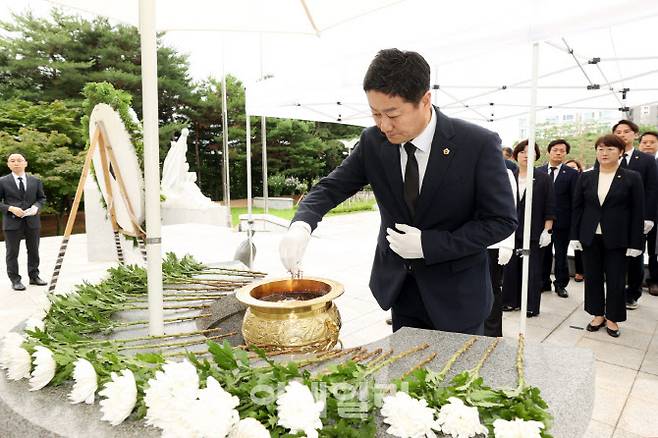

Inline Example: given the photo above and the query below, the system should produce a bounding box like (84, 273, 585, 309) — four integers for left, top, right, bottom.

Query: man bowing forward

(280, 49, 517, 335)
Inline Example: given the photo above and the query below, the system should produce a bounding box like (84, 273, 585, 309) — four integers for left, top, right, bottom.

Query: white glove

(626, 248, 643, 257)
(570, 240, 583, 251)
(539, 229, 552, 248)
(644, 220, 654, 234)
(386, 223, 423, 259)
(498, 247, 514, 265)
(279, 221, 311, 275)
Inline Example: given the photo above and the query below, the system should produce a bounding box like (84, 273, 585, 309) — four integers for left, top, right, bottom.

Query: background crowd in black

(487, 120, 658, 339)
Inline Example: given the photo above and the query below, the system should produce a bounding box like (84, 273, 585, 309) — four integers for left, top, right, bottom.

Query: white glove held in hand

(498, 247, 514, 265)
(386, 224, 423, 259)
(539, 229, 552, 248)
(570, 240, 583, 251)
(626, 248, 643, 257)
(644, 220, 654, 234)
(279, 221, 311, 274)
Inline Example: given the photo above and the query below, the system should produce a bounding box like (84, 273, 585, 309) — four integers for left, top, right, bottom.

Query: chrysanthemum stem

(436, 337, 477, 381)
(516, 334, 526, 390)
(119, 332, 236, 351)
(401, 352, 437, 380)
(113, 313, 211, 329)
(364, 343, 430, 377)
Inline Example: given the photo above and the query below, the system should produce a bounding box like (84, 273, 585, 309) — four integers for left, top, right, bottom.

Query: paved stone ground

(1, 210, 657, 437)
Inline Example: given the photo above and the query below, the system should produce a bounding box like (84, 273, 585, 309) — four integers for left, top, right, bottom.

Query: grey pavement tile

(617, 396, 658, 437)
(627, 372, 658, 403)
(583, 326, 654, 351)
(611, 429, 644, 438)
(577, 338, 645, 370)
(594, 361, 637, 394)
(591, 386, 631, 426)
(583, 419, 614, 438)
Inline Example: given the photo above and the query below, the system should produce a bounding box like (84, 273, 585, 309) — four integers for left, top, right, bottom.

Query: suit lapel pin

(617, 175, 621, 178)
(443, 147, 450, 155)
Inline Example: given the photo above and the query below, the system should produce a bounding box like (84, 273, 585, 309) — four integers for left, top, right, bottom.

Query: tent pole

(221, 41, 232, 227)
(246, 105, 254, 267)
(138, 0, 163, 336)
(520, 42, 540, 337)
(260, 33, 269, 215)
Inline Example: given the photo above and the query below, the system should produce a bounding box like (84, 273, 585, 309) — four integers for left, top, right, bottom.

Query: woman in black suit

(571, 134, 644, 337)
(502, 140, 556, 317)
(565, 159, 585, 282)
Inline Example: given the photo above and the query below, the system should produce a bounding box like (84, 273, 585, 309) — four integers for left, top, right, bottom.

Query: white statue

(161, 128, 214, 209)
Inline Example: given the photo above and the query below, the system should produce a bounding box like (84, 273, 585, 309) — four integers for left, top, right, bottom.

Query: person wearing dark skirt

(565, 159, 585, 282)
(502, 140, 556, 317)
(571, 135, 644, 338)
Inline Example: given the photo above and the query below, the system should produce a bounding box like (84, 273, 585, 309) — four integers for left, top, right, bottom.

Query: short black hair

(502, 146, 514, 156)
(363, 49, 430, 104)
(640, 131, 658, 142)
(595, 134, 625, 153)
(612, 119, 639, 133)
(547, 139, 571, 154)
(513, 139, 540, 161)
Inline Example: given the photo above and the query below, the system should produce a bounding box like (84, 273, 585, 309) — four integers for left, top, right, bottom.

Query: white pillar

(138, 0, 163, 335)
(520, 42, 540, 336)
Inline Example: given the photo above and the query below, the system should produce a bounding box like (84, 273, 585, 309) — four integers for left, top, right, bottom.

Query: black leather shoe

(586, 319, 606, 332)
(29, 277, 47, 286)
(11, 281, 26, 291)
(649, 284, 658, 296)
(555, 287, 569, 298)
(526, 310, 539, 317)
(385, 318, 392, 325)
(502, 305, 520, 312)
(606, 326, 620, 338)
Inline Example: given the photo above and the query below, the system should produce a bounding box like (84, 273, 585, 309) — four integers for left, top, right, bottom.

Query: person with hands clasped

(571, 135, 645, 338)
(501, 140, 556, 318)
(0, 153, 47, 291)
(279, 49, 517, 335)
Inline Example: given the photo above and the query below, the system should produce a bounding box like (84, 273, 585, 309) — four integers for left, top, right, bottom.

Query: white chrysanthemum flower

(381, 391, 441, 438)
(24, 316, 45, 332)
(6, 346, 31, 380)
(99, 369, 137, 426)
(191, 376, 240, 437)
(435, 397, 487, 438)
(493, 417, 544, 438)
(69, 358, 98, 404)
(1, 333, 25, 369)
(29, 346, 56, 390)
(144, 360, 200, 434)
(276, 380, 323, 438)
(230, 417, 271, 438)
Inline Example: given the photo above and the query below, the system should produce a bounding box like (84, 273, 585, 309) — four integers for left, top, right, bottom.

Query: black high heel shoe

(586, 318, 606, 332)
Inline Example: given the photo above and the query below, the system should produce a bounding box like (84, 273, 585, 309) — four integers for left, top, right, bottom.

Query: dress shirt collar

(406, 107, 435, 153)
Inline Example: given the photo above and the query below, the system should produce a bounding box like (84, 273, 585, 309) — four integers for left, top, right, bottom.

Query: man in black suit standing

(0, 153, 47, 290)
(612, 120, 658, 309)
(638, 131, 658, 296)
(279, 49, 517, 335)
(538, 139, 579, 298)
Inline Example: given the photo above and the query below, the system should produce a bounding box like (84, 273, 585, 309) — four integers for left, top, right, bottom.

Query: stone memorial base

(161, 204, 228, 227)
(254, 196, 293, 210)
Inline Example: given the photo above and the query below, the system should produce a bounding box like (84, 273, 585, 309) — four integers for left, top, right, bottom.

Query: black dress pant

(502, 241, 543, 314)
(484, 249, 503, 337)
(625, 233, 646, 302)
(574, 250, 584, 275)
(391, 274, 484, 335)
(542, 228, 570, 289)
(583, 235, 627, 322)
(646, 227, 658, 285)
(4, 222, 41, 283)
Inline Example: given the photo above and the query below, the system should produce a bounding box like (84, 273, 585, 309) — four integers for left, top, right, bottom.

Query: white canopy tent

(37, 0, 658, 335)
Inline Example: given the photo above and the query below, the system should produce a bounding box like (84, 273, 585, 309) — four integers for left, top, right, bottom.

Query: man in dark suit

(612, 120, 658, 309)
(538, 139, 579, 298)
(0, 153, 47, 290)
(279, 49, 517, 335)
(638, 131, 658, 296)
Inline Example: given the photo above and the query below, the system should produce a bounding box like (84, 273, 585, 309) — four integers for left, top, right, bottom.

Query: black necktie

(620, 153, 628, 168)
(18, 177, 25, 198)
(549, 166, 557, 183)
(403, 142, 419, 218)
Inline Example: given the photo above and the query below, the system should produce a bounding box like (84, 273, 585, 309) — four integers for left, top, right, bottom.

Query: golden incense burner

(236, 277, 343, 352)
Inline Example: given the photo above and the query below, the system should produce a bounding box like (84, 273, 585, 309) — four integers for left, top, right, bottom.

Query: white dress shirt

(11, 172, 27, 191)
(548, 163, 562, 182)
(621, 148, 634, 165)
(400, 108, 436, 192)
